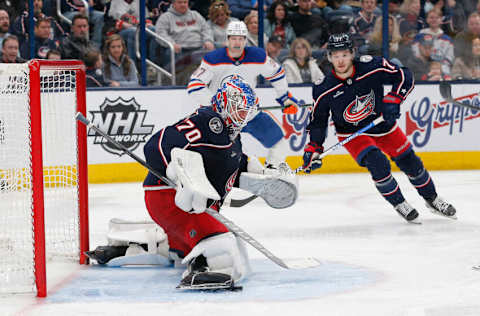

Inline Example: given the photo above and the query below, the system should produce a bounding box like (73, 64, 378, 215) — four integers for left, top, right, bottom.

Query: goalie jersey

(187, 46, 288, 106)
(143, 107, 247, 201)
(308, 56, 414, 145)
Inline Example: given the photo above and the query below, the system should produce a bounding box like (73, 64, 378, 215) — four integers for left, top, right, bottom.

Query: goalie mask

(212, 75, 259, 140)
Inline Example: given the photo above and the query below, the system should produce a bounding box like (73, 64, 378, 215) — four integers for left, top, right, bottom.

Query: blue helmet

(212, 75, 259, 139)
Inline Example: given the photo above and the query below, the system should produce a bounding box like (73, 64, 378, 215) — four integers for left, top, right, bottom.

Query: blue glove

(382, 92, 403, 123)
(302, 142, 324, 173)
(276, 92, 299, 114)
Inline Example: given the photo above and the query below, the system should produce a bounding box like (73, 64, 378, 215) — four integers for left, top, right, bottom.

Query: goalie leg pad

(181, 232, 250, 282)
(239, 167, 298, 209)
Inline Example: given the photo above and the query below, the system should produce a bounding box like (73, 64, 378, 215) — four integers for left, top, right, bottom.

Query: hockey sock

(362, 149, 405, 206)
(393, 150, 436, 200)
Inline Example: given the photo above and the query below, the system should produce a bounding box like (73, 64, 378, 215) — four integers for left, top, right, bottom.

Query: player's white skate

(394, 201, 421, 224)
(425, 195, 457, 220)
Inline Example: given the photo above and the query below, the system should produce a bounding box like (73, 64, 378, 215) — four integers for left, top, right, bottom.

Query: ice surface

(2, 170, 480, 316)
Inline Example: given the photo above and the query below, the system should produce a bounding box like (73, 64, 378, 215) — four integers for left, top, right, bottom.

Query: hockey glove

(382, 92, 403, 123)
(276, 92, 300, 114)
(302, 142, 324, 173)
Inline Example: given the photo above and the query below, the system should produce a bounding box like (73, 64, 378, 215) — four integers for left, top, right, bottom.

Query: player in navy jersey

(187, 21, 301, 169)
(85, 76, 298, 290)
(302, 33, 456, 223)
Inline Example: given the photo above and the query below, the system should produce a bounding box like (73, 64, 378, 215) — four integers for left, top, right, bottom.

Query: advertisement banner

(85, 84, 480, 172)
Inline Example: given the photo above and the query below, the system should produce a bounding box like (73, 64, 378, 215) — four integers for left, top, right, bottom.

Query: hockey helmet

(327, 33, 353, 52)
(226, 21, 248, 37)
(211, 75, 259, 139)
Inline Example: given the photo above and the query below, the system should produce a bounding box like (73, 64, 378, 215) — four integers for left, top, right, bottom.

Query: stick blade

(439, 82, 452, 100)
(283, 257, 322, 269)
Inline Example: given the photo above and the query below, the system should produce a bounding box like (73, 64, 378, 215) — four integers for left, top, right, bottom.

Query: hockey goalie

(86, 75, 298, 290)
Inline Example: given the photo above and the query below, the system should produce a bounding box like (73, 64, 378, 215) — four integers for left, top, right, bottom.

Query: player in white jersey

(187, 21, 301, 167)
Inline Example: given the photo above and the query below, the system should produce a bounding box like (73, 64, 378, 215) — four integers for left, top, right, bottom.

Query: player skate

(425, 195, 457, 219)
(394, 201, 421, 224)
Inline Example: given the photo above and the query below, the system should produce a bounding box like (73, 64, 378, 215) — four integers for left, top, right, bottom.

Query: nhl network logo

(88, 97, 154, 156)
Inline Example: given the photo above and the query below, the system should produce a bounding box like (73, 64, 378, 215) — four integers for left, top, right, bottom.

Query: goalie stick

(76, 112, 320, 270)
(230, 116, 386, 207)
(439, 82, 480, 111)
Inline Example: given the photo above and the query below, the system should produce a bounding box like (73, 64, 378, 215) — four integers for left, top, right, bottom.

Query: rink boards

(83, 83, 480, 183)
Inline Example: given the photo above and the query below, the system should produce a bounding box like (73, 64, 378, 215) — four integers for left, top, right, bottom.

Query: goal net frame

(1, 59, 89, 297)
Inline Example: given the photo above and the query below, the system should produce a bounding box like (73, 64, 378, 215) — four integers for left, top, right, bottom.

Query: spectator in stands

(289, 0, 329, 49)
(455, 12, 480, 60)
(244, 10, 268, 47)
(102, 34, 139, 87)
(147, 0, 172, 25)
(441, 0, 465, 37)
(452, 37, 480, 79)
(84, 49, 108, 87)
(155, 0, 214, 63)
(0, 35, 25, 63)
(20, 17, 58, 59)
(403, 34, 440, 80)
(265, 34, 284, 62)
(353, 0, 379, 38)
(46, 49, 61, 59)
(282, 37, 324, 83)
(388, 0, 402, 16)
(60, 0, 105, 49)
(59, 14, 96, 61)
(264, 1, 296, 49)
(0, 9, 10, 47)
(367, 15, 402, 58)
(105, 0, 153, 61)
(10, 0, 65, 46)
(397, 0, 426, 36)
(227, 0, 272, 20)
(0, 0, 22, 23)
(207, 1, 238, 48)
(413, 9, 454, 74)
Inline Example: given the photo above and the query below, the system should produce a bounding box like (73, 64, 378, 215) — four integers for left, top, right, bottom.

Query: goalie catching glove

(166, 148, 220, 213)
(239, 157, 298, 209)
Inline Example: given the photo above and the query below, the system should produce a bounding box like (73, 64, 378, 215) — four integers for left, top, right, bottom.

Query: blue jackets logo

(343, 90, 375, 124)
(88, 97, 154, 156)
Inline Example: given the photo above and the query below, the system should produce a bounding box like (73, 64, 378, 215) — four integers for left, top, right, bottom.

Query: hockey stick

(76, 112, 320, 270)
(293, 116, 385, 174)
(259, 102, 312, 111)
(229, 116, 386, 208)
(439, 82, 480, 111)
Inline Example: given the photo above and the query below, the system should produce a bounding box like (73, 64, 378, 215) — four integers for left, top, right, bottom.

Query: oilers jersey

(143, 107, 247, 201)
(308, 56, 414, 145)
(187, 46, 288, 106)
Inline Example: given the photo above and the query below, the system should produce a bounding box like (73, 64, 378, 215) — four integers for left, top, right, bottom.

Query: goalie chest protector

(143, 107, 246, 200)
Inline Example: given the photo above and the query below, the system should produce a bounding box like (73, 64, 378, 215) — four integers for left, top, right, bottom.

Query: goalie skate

(425, 196, 457, 220)
(176, 270, 242, 291)
(85, 245, 128, 264)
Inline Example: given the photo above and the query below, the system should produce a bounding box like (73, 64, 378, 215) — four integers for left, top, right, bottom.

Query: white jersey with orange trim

(187, 46, 288, 106)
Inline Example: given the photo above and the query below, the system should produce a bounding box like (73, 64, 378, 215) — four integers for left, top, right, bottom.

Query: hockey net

(0, 60, 89, 297)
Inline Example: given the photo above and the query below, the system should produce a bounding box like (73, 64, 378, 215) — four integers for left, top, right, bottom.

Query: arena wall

(85, 83, 480, 183)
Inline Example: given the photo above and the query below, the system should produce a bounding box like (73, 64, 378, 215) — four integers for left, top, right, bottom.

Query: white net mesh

(0, 64, 82, 295)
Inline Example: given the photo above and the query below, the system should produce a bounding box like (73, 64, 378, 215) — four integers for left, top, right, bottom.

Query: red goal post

(0, 60, 89, 297)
